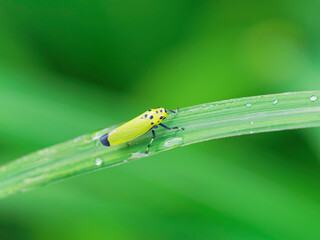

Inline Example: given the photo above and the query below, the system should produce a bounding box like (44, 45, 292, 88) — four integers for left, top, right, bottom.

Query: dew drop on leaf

(310, 95, 317, 102)
(94, 158, 102, 166)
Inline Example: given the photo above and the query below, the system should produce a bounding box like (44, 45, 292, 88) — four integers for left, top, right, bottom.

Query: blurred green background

(1, 0, 320, 239)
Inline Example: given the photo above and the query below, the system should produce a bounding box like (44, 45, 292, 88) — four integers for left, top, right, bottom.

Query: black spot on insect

(149, 115, 153, 119)
(160, 110, 163, 112)
(151, 122, 154, 125)
(156, 111, 159, 113)
(160, 116, 163, 119)
(144, 114, 148, 117)
(148, 109, 151, 111)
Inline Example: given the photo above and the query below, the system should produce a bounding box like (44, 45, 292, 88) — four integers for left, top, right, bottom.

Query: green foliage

(1, 0, 320, 239)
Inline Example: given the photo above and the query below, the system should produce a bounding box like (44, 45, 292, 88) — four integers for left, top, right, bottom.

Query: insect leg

(147, 125, 158, 131)
(159, 123, 184, 131)
(145, 129, 156, 154)
(166, 108, 180, 114)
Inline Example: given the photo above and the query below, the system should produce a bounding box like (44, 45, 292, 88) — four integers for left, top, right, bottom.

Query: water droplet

(129, 152, 147, 160)
(123, 159, 128, 163)
(164, 138, 183, 148)
(249, 131, 254, 134)
(246, 103, 252, 108)
(250, 121, 254, 125)
(310, 95, 318, 102)
(95, 158, 102, 166)
(272, 99, 278, 104)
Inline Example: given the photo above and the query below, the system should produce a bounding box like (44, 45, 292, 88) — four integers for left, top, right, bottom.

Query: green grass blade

(1, 91, 320, 198)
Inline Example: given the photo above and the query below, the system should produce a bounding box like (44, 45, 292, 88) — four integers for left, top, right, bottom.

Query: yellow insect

(100, 107, 184, 154)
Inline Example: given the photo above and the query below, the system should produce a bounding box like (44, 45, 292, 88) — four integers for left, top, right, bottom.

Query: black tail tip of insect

(100, 133, 110, 146)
